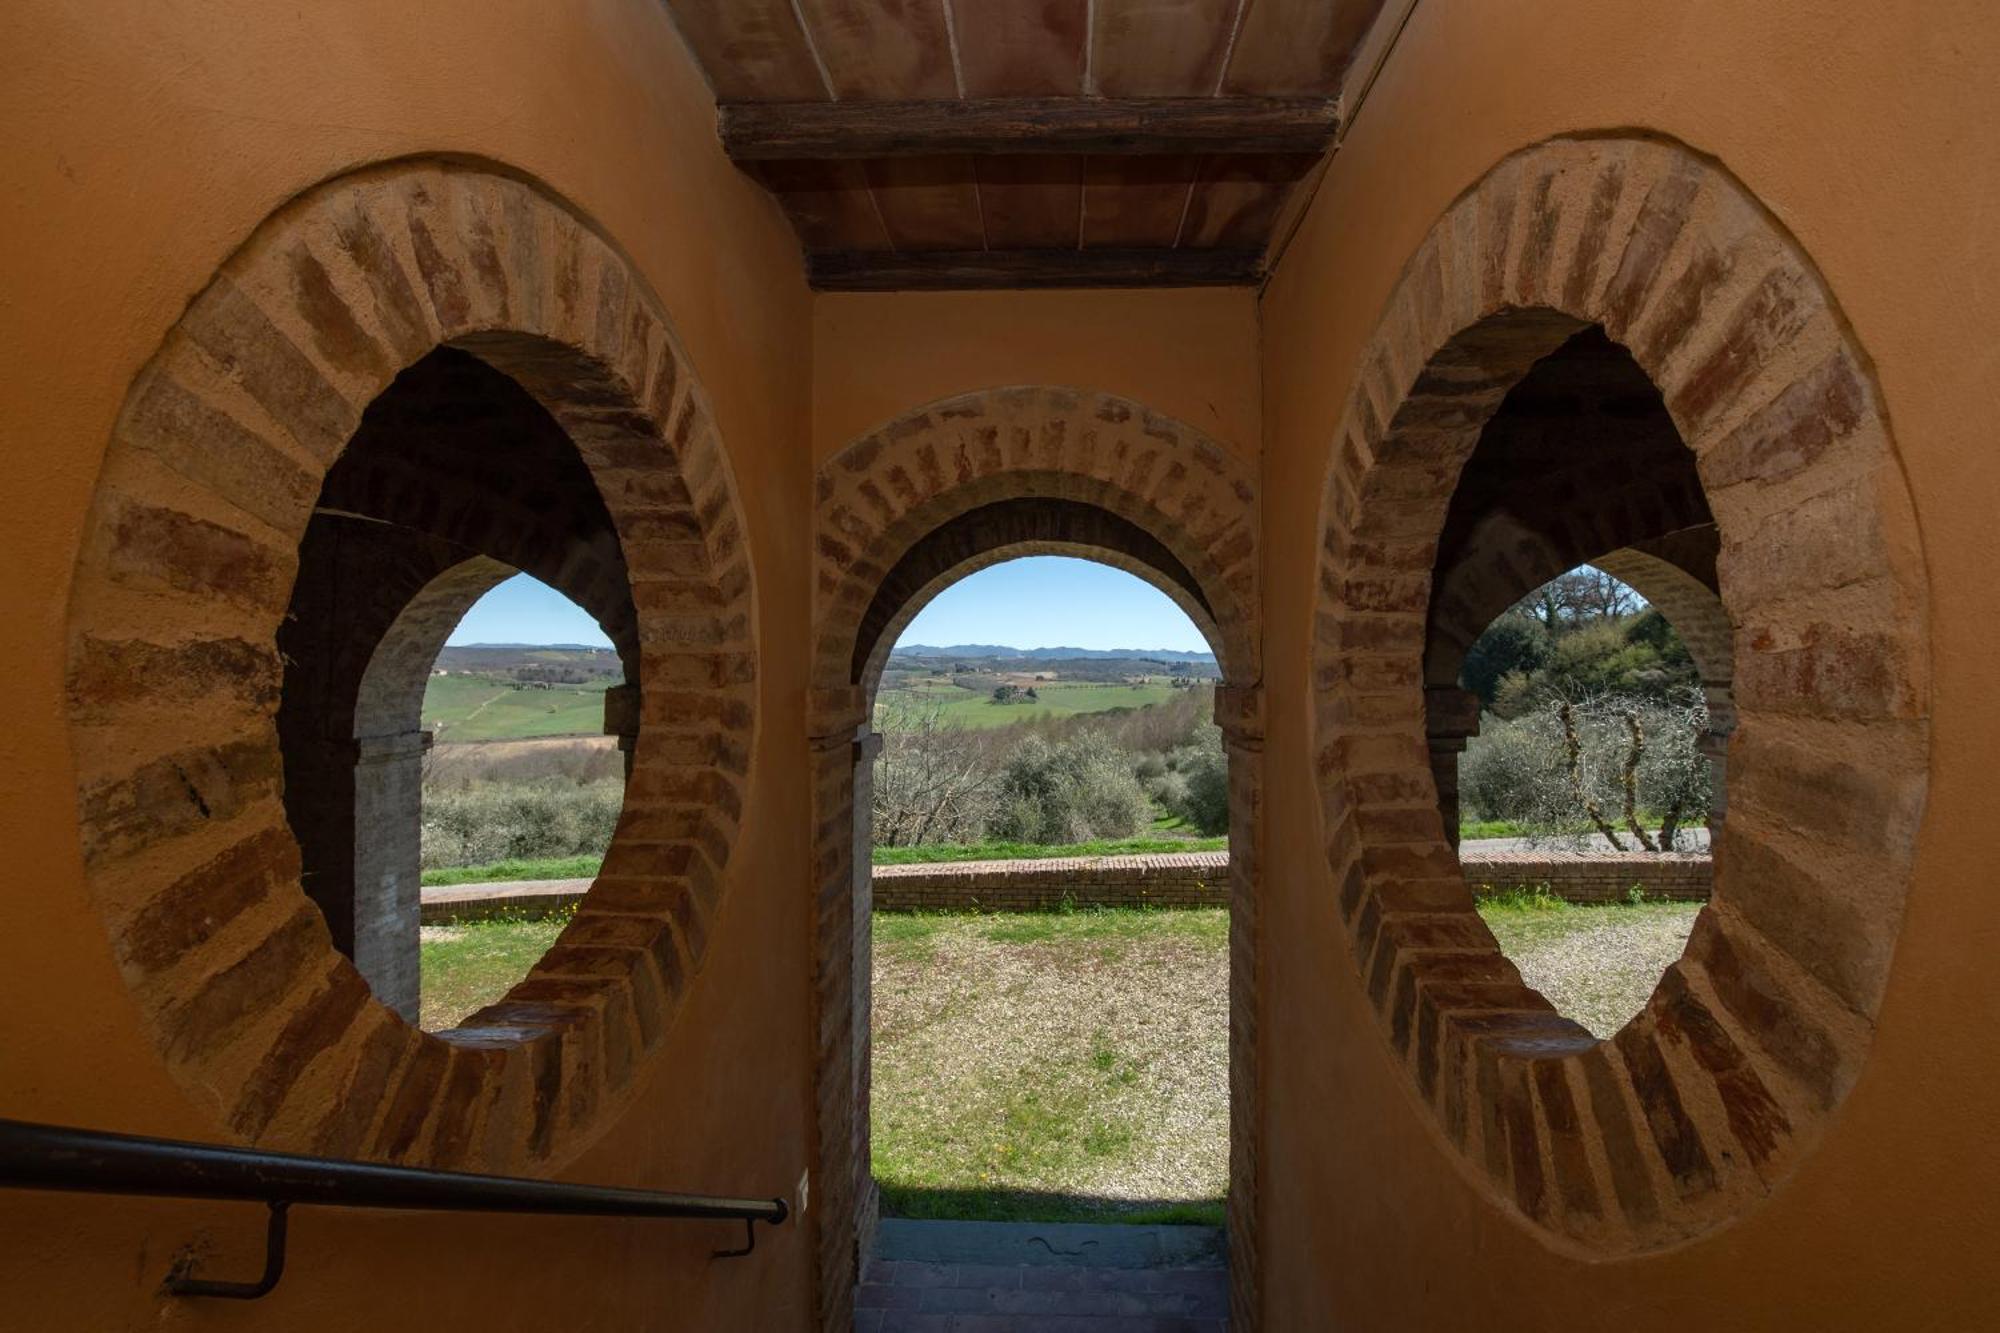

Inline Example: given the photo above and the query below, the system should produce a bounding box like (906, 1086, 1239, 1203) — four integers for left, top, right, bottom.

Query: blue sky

(448, 574, 613, 647)
(896, 557, 1209, 652)
(449, 558, 1210, 652)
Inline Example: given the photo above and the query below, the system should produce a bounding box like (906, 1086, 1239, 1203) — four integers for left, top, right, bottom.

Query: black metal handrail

(0, 1117, 787, 1300)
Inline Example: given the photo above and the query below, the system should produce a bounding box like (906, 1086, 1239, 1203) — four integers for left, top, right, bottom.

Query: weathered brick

(70, 635, 281, 721)
(231, 963, 373, 1137)
(160, 904, 327, 1062)
(117, 824, 299, 973)
(80, 739, 284, 869)
(106, 500, 292, 613)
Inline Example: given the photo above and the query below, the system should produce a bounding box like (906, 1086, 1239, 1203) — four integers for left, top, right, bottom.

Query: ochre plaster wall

(1259, 1, 2000, 1327)
(812, 289, 1261, 463)
(0, 2, 814, 1328)
(4, 0, 1998, 1327)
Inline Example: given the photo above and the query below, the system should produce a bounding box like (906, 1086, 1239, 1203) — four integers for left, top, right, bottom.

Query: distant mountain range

(891, 643, 1216, 664)
(443, 642, 613, 652)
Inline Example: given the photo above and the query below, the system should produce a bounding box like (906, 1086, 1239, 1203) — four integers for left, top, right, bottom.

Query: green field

(422, 673, 613, 742)
(876, 677, 1183, 729)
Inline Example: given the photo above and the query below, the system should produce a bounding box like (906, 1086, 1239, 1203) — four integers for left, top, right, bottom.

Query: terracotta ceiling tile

(976, 156, 1086, 249)
(1220, 0, 1384, 96)
(863, 157, 988, 250)
(1080, 156, 1200, 248)
(1090, 0, 1243, 97)
(746, 161, 894, 250)
(795, 0, 959, 98)
(661, 1, 832, 100)
(1179, 152, 1317, 247)
(948, 0, 1090, 96)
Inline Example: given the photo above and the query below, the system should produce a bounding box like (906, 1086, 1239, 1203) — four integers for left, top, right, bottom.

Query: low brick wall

(419, 849, 1713, 923)
(871, 852, 1230, 911)
(871, 848, 1712, 911)
(421, 879, 589, 924)
(1460, 850, 1712, 904)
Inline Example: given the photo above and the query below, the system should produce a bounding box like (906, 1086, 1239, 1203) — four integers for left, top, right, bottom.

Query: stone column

(1213, 681, 1263, 1333)
(806, 684, 871, 1333)
(351, 728, 431, 1022)
(1700, 682, 1736, 849)
(603, 682, 640, 780)
(849, 725, 883, 1269)
(1425, 686, 1483, 851)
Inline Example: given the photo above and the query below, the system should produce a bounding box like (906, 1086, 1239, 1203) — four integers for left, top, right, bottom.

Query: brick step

(859, 1220, 1228, 1330)
(857, 1258, 1227, 1330)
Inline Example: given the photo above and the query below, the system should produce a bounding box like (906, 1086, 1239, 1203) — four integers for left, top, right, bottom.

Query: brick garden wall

(865, 850, 1711, 912)
(872, 852, 1230, 911)
(1459, 850, 1711, 904)
(419, 850, 1713, 924)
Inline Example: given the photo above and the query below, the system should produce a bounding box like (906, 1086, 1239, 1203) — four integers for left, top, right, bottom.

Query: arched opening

(1415, 329, 1731, 1037)
(415, 575, 631, 1031)
(811, 387, 1262, 1328)
(857, 546, 1236, 1306)
(1313, 135, 1930, 1256)
(864, 555, 1230, 1236)
(62, 161, 756, 1174)
(276, 347, 641, 1025)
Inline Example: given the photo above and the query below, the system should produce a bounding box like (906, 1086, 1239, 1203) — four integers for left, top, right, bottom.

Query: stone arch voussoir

(1312, 134, 1930, 1255)
(63, 159, 756, 1176)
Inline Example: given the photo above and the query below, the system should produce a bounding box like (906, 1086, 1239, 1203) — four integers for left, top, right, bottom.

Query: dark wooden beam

(806, 248, 1265, 292)
(721, 97, 1337, 160)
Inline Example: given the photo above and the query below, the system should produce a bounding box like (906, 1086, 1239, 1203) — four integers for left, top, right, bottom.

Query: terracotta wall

(813, 289, 1261, 463)
(5, 0, 1998, 1327)
(0, 1, 815, 1328)
(1259, 0, 2000, 1327)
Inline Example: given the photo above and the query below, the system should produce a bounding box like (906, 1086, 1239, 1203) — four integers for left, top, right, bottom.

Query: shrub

(986, 735, 1151, 844)
(1459, 690, 1710, 850)
(1148, 769, 1190, 815)
(420, 779, 624, 869)
(1159, 732, 1230, 835)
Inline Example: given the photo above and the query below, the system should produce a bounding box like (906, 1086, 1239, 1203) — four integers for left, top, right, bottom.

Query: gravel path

(1480, 901, 1703, 1037)
(872, 911, 1228, 1218)
(868, 899, 1703, 1222)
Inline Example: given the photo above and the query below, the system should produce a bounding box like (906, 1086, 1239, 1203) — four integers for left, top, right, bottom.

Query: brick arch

(813, 386, 1259, 697)
(1313, 135, 1929, 1255)
(62, 159, 755, 1176)
(354, 557, 517, 741)
(316, 344, 643, 677)
(808, 386, 1264, 1330)
(1590, 545, 1734, 689)
(852, 500, 1226, 692)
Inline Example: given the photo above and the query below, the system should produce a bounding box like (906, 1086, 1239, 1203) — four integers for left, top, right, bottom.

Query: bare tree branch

(1561, 700, 1628, 851)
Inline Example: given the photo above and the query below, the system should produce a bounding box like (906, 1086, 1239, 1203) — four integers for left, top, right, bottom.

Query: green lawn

(421, 854, 602, 887)
(873, 835, 1226, 866)
(422, 673, 613, 742)
(417, 895, 1701, 1215)
(872, 908, 1230, 1227)
(877, 678, 1183, 729)
(424, 837, 1227, 884)
(1460, 818, 1532, 840)
(418, 912, 569, 1031)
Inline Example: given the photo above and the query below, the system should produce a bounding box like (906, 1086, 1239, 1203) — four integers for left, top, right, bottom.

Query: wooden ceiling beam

(806, 248, 1265, 292)
(721, 97, 1337, 160)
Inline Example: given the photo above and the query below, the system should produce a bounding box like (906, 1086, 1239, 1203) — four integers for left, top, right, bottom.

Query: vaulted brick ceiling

(660, 1, 1392, 289)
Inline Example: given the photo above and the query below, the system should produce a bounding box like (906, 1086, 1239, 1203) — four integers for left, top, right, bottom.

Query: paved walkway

(858, 1219, 1228, 1331)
